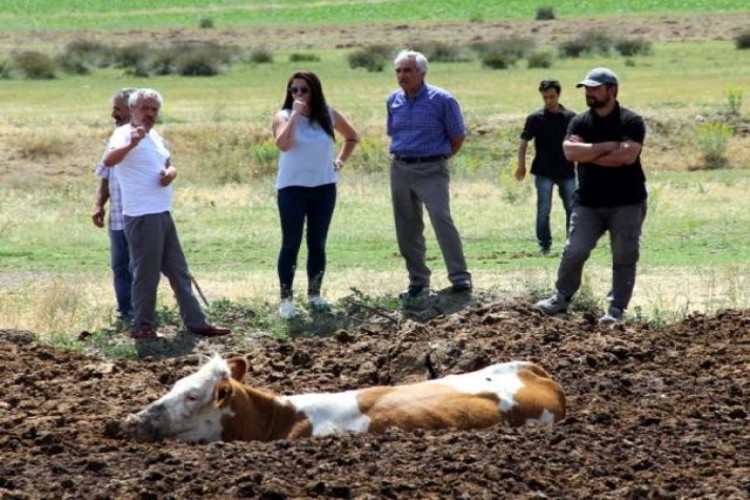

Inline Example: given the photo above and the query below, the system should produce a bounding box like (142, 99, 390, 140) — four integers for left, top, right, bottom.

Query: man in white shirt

(103, 88, 230, 340)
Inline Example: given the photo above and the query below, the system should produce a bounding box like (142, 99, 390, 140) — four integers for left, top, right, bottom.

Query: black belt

(393, 154, 447, 164)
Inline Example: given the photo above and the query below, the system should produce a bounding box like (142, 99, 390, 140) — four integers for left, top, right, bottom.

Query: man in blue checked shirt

(92, 88, 136, 326)
(387, 49, 472, 302)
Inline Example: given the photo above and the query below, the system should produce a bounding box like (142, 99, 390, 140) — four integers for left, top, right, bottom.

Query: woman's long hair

(281, 71, 335, 139)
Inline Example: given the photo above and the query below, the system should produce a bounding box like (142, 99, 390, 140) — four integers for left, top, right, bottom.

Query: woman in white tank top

(271, 71, 359, 319)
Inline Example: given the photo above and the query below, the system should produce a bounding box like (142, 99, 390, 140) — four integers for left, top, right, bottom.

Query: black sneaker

(399, 285, 427, 299)
(451, 279, 473, 292)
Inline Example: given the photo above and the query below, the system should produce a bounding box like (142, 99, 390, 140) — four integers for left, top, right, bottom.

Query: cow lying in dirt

(124, 355, 566, 442)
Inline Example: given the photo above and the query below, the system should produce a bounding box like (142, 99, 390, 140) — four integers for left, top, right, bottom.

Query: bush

(559, 30, 613, 58)
(289, 53, 321, 63)
(113, 44, 150, 69)
(474, 35, 534, 69)
(735, 30, 750, 49)
(695, 122, 732, 169)
(527, 49, 555, 68)
(0, 58, 14, 79)
(198, 17, 214, 29)
(722, 88, 743, 119)
(249, 47, 273, 64)
(411, 41, 473, 63)
(615, 37, 653, 56)
(173, 42, 236, 76)
(481, 50, 517, 69)
(13, 51, 57, 79)
(116, 42, 239, 77)
(58, 40, 114, 75)
(347, 45, 393, 72)
(535, 6, 555, 20)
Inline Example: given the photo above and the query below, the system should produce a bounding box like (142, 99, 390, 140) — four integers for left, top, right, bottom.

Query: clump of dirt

(0, 300, 748, 498)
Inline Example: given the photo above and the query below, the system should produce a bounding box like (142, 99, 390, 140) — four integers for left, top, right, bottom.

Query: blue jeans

(109, 229, 133, 321)
(277, 183, 337, 299)
(535, 175, 576, 251)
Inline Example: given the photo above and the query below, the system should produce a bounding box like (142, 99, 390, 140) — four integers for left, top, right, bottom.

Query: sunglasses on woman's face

(289, 86, 310, 95)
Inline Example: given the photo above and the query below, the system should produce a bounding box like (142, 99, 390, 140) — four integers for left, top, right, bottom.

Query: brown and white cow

(124, 355, 566, 442)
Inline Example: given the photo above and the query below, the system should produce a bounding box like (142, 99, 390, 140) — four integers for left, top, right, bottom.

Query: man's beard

(586, 96, 608, 109)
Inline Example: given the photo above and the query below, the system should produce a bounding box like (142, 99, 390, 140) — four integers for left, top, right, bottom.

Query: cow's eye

(185, 394, 199, 403)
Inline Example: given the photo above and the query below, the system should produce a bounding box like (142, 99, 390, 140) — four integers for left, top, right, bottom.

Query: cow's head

(124, 355, 249, 442)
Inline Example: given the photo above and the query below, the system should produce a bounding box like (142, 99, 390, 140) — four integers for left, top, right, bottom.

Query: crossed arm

(563, 135, 642, 167)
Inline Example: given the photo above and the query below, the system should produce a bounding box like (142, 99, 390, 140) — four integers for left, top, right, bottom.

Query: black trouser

(277, 183, 336, 299)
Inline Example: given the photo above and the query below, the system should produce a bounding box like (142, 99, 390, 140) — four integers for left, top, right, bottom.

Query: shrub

(527, 49, 554, 68)
(13, 51, 57, 79)
(559, 30, 613, 58)
(113, 44, 150, 69)
(615, 37, 653, 56)
(347, 45, 393, 72)
(249, 47, 273, 64)
(58, 40, 114, 75)
(722, 88, 743, 118)
(535, 7, 555, 20)
(475, 35, 534, 69)
(173, 42, 236, 76)
(735, 30, 750, 49)
(198, 17, 214, 29)
(117, 42, 239, 77)
(289, 53, 321, 63)
(0, 58, 14, 79)
(473, 35, 535, 60)
(412, 41, 473, 63)
(481, 50, 516, 69)
(695, 122, 732, 169)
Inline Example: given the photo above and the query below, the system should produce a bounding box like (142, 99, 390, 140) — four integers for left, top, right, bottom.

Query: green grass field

(0, 2, 748, 342)
(1, 0, 748, 30)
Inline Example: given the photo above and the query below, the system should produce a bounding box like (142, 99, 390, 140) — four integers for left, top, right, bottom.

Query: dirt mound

(1, 301, 748, 498)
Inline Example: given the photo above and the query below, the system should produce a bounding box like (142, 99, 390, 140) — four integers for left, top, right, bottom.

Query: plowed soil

(1, 299, 748, 498)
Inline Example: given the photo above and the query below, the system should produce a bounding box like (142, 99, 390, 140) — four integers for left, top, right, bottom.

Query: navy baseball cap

(576, 67, 619, 88)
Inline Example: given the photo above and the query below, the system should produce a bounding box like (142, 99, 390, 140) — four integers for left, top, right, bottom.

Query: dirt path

(1, 299, 747, 497)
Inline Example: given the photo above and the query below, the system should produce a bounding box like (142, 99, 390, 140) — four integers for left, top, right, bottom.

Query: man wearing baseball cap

(535, 67, 647, 324)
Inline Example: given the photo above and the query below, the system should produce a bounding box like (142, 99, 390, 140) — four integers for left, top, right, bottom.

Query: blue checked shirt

(387, 82, 466, 157)
(94, 163, 125, 231)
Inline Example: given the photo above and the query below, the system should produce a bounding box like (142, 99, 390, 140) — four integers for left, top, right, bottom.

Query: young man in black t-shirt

(535, 68, 647, 324)
(516, 79, 577, 254)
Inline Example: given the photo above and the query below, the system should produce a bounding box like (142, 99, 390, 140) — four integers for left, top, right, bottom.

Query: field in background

(0, 4, 749, 338)
(2, 0, 748, 31)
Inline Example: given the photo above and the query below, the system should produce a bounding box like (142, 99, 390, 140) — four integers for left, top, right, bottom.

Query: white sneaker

(279, 299, 296, 319)
(308, 296, 330, 312)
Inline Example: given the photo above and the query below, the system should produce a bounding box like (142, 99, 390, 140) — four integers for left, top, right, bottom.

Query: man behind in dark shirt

(516, 79, 577, 255)
(535, 67, 647, 324)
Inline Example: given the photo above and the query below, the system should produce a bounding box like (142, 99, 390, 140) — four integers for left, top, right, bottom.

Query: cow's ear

(227, 357, 249, 382)
(214, 380, 234, 408)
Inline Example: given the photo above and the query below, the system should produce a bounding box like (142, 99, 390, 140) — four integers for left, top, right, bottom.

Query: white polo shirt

(107, 125, 172, 217)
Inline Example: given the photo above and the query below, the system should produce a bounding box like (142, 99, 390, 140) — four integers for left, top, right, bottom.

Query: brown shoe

(191, 324, 231, 337)
(129, 329, 163, 340)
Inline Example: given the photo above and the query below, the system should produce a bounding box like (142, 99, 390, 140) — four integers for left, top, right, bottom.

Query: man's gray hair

(114, 87, 137, 103)
(394, 49, 428, 74)
(128, 88, 163, 108)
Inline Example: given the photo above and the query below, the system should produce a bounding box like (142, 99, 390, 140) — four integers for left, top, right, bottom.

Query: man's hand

(92, 207, 105, 228)
(159, 165, 178, 186)
(130, 126, 146, 146)
(514, 165, 526, 181)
